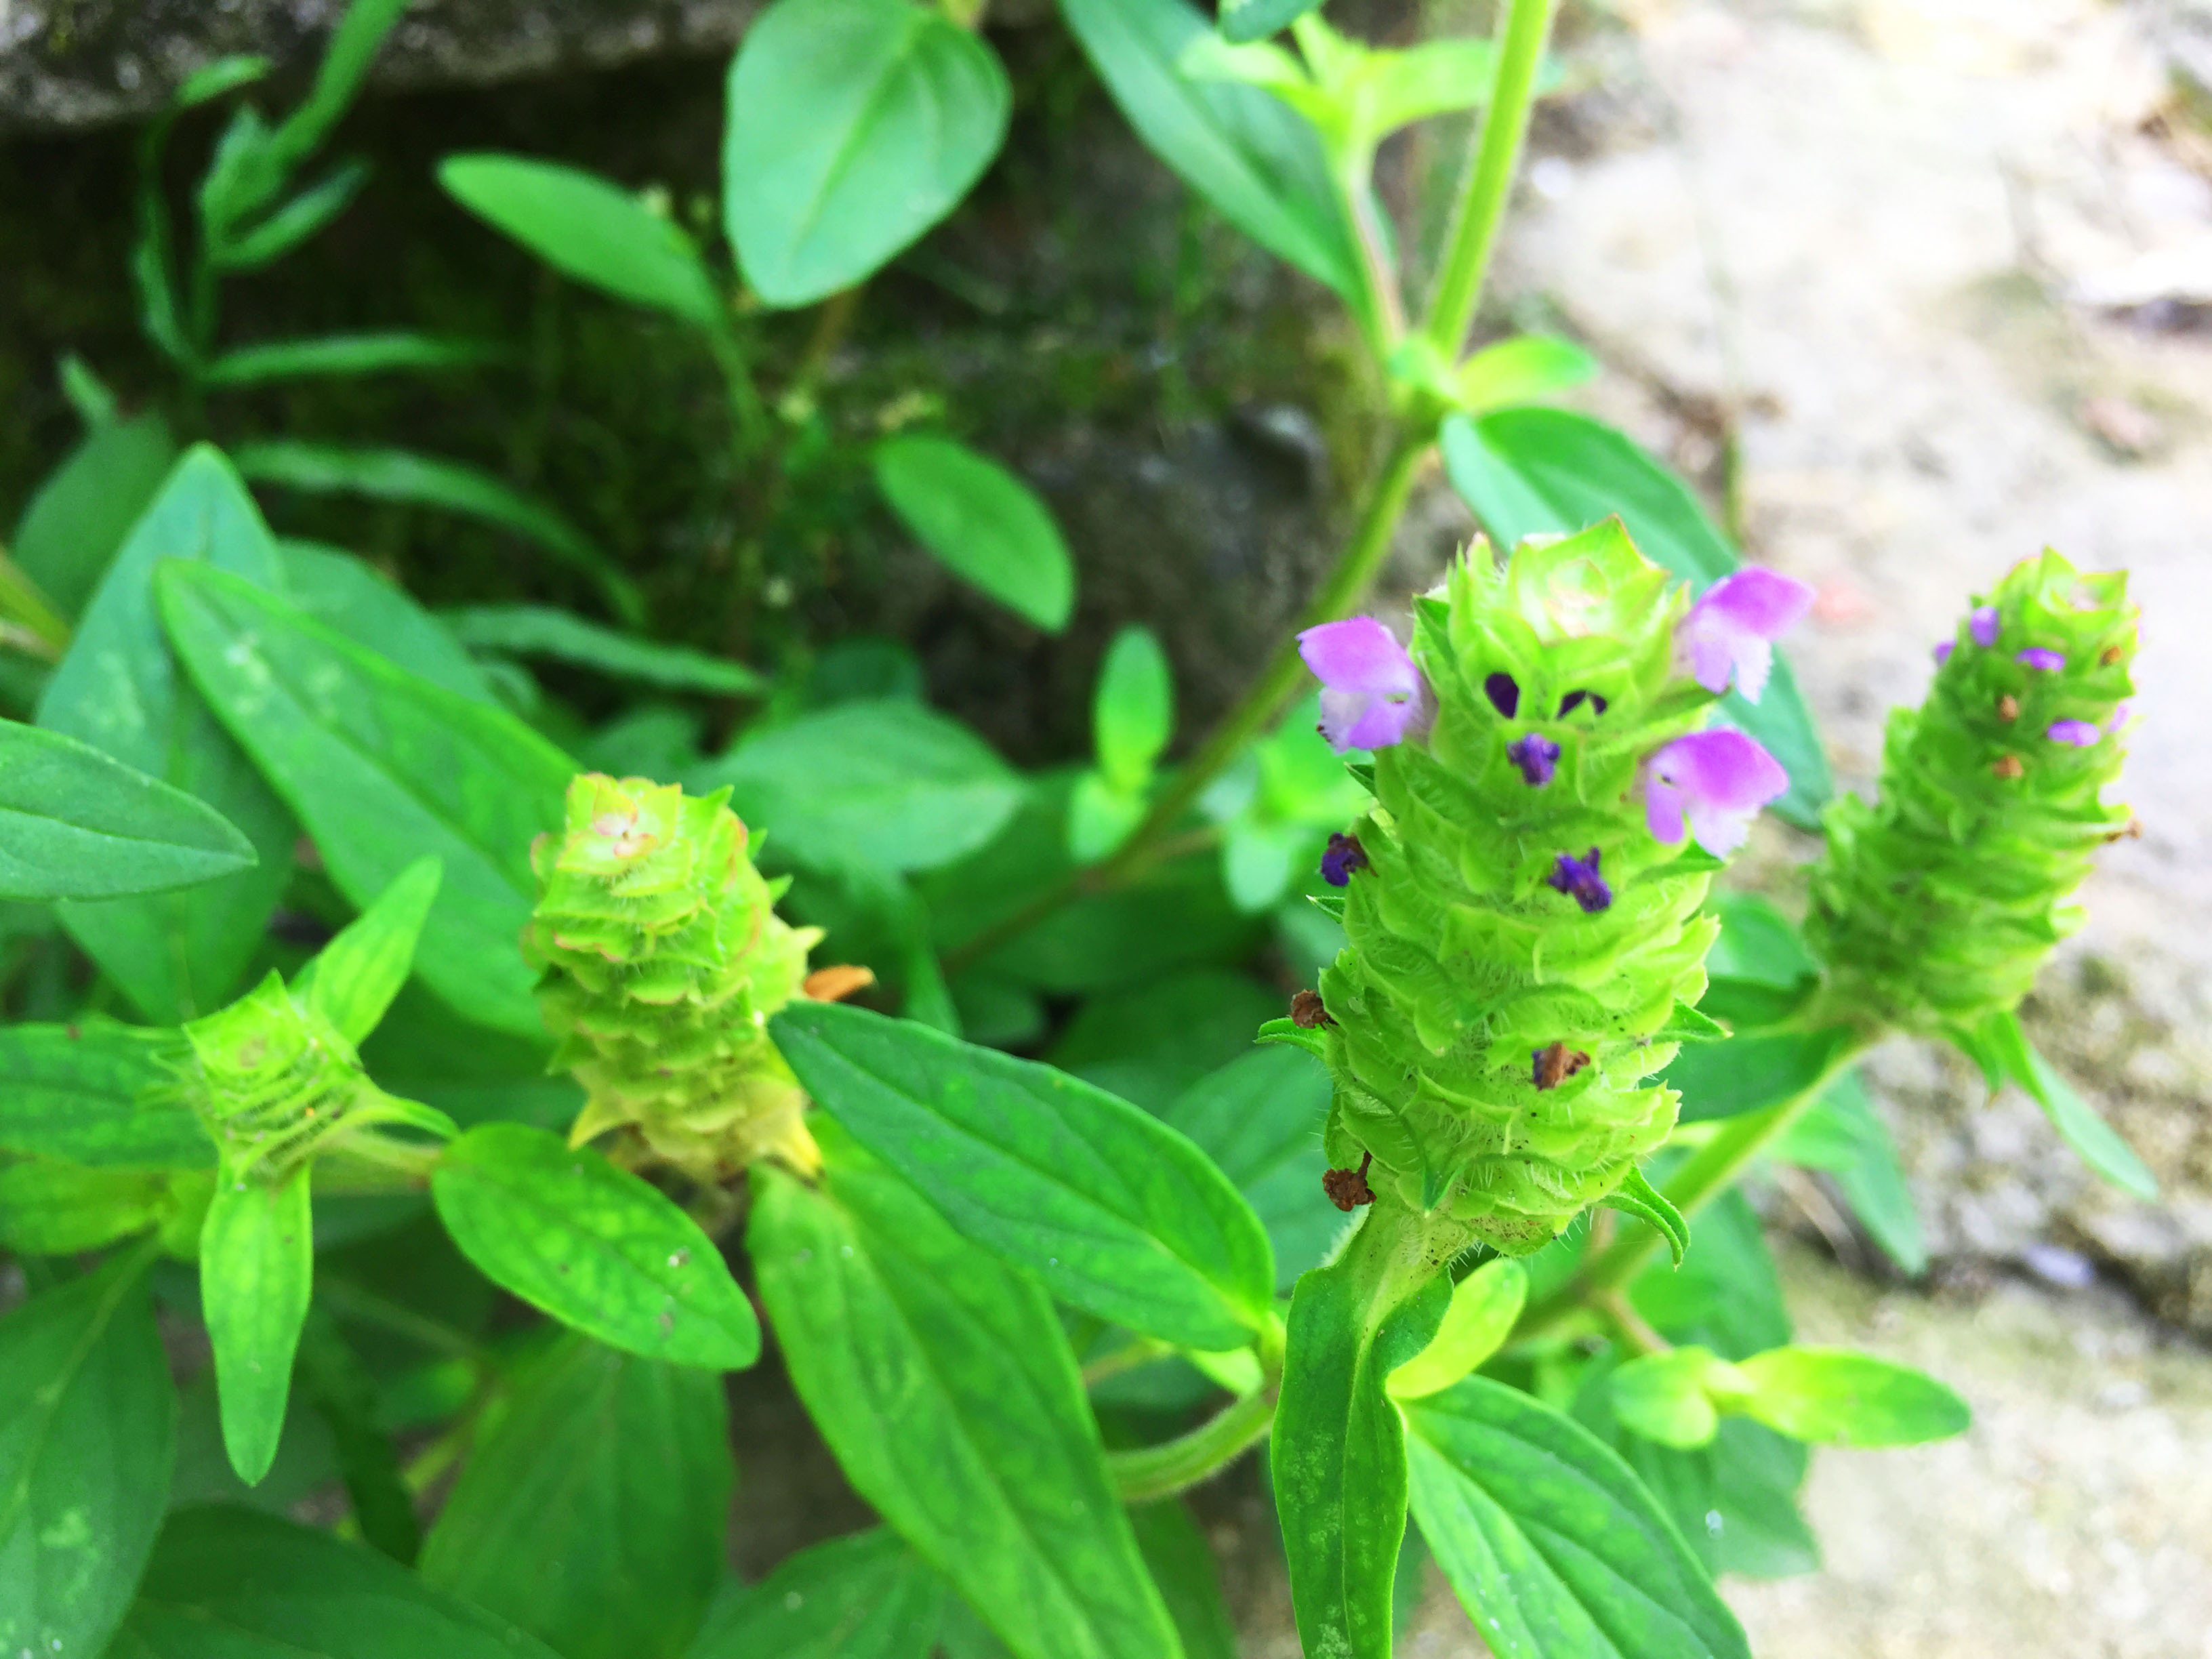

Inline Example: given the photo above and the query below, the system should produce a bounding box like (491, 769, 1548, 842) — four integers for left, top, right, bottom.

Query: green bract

(1808, 550, 2136, 1037)
(1302, 523, 1729, 1254)
(526, 773, 827, 1181)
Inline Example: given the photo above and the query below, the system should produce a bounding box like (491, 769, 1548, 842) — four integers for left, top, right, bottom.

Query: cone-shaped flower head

(1288, 523, 1796, 1254)
(182, 972, 433, 1183)
(525, 773, 825, 1181)
(1808, 550, 2136, 1036)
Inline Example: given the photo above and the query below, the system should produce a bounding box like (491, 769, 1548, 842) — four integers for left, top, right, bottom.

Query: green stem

(1422, 0, 1558, 359)
(1513, 1038, 1864, 1343)
(1107, 1380, 1279, 1502)
(708, 323, 771, 457)
(938, 430, 1429, 978)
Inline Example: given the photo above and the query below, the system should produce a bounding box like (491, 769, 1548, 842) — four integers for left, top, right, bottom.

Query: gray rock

(0, 0, 760, 133)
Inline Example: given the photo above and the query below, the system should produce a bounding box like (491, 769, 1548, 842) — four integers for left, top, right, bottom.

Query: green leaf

(199, 1173, 314, 1485)
(0, 1248, 176, 1659)
(419, 1334, 731, 1659)
(172, 53, 274, 109)
(441, 154, 722, 327)
(1439, 408, 1832, 827)
(211, 161, 369, 270)
(1045, 966, 1283, 1111)
(294, 855, 443, 1044)
(1128, 1500, 1237, 1659)
(1771, 1070, 1925, 1275)
(747, 1139, 1181, 1659)
(1631, 1189, 1789, 1361)
(1620, 1419, 1818, 1582)
(872, 436, 1075, 632)
(0, 718, 257, 900)
(1699, 892, 1819, 1027)
(1601, 1165, 1689, 1267)
(294, 1310, 420, 1564)
(279, 540, 498, 703)
(1404, 1376, 1752, 1659)
(1729, 1347, 1969, 1448)
(1067, 769, 1148, 864)
(267, 0, 411, 167)
(9, 411, 176, 621)
(442, 603, 768, 697)
(1994, 1015, 2158, 1202)
(771, 1000, 1275, 1350)
(0, 1023, 210, 1168)
(1062, 0, 1359, 299)
(431, 1123, 761, 1369)
(37, 445, 296, 1023)
(691, 699, 1022, 876)
(1665, 1024, 1854, 1125)
(724, 0, 1010, 307)
(1159, 1046, 1340, 1292)
(1607, 1347, 1736, 1450)
(203, 331, 500, 386)
(232, 439, 642, 624)
(119, 1503, 565, 1659)
(1273, 1208, 1452, 1659)
(1092, 624, 1174, 791)
(1454, 333, 1599, 411)
(685, 1530, 945, 1659)
(157, 560, 571, 1038)
(1388, 1258, 1528, 1401)
(1217, 0, 1323, 44)
(0, 1160, 178, 1254)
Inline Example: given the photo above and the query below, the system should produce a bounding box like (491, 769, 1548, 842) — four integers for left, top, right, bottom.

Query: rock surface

(0, 1, 759, 132)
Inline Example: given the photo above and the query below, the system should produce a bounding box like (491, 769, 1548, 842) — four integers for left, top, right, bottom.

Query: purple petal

(1298, 617, 1422, 697)
(1506, 733, 1561, 787)
(2107, 701, 2133, 734)
(1675, 569, 1814, 703)
(1544, 847, 1611, 913)
(2047, 720, 2102, 747)
(2018, 648, 2066, 672)
(1320, 832, 1370, 886)
(1933, 640, 1954, 665)
(1970, 606, 2001, 648)
(1643, 729, 1790, 855)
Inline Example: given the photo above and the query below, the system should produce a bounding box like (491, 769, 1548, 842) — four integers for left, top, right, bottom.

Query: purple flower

(1506, 733, 1561, 787)
(2108, 701, 2133, 734)
(1320, 832, 1369, 887)
(1484, 673, 1519, 717)
(1675, 568, 1816, 702)
(1971, 607, 2001, 647)
(1298, 618, 1435, 754)
(2018, 648, 2066, 672)
(1643, 729, 1790, 855)
(1933, 640, 1954, 666)
(1545, 847, 1611, 914)
(2047, 720, 2102, 747)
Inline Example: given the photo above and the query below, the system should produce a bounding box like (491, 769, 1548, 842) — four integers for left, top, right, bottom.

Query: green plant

(0, 2, 2154, 1658)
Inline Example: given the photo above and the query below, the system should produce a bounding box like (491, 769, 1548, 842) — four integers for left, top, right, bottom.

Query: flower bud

(1288, 524, 1793, 1254)
(525, 773, 826, 1181)
(1807, 550, 2136, 1036)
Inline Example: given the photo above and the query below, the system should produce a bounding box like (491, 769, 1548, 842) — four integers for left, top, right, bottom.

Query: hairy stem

(1107, 1380, 1279, 1502)
(1422, 0, 1559, 359)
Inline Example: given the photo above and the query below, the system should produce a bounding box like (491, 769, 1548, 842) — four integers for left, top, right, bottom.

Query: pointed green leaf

(2015, 1027, 2157, 1202)
(1602, 1166, 1689, 1268)
(295, 855, 443, 1044)
(431, 1123, 760, 1369)
(0, 718, 256, 901)
(1217, 0, 1324, 44)
(1666, 1024, 1855, 1125)
(1273, 1208, 1454, 1659)
(1440, 408, 1831, 826)
(1730, 1347, 1969, 1448)
(442, 603, 767, 696)
(37, 445, 295, 1022)
(686, 1530, 945, 1659)
(872, 436, 1076, 632)
(1406, 1374, 1751, 1659)
(119, 1504, 564, 1659)
(724, 0, 1010, 307)
(1387, 1258, 1527, 1401)
(9, 411, 176, 621)
(0, 1247, 176, 1659)
(1608, 1347, 1738, 1450)
(771, 1000, 1275, 1349)
(1128, 1500, 1238, 1659)
(203, 331, 500, 386)
(441, 153, 722, 325)
(1092, 624, 1174, 790)
(1159, 1045, 1339, 1292)
(1455, 333, 1599, 413)
(1771, 1070, 1926, 1275)
(279, 541, 499, 703)
(157, 560, 571, 1038)
(200, 1172, 314, 1484)
(419, 1335, 731, 1659)
(747, 1137, 1182, 1659)
(0, 1160, 178, 1254)
(1061, 0, 1358, 299)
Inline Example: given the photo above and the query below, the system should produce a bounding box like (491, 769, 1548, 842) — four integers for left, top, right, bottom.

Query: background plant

(0, 2, 2158, 1658)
